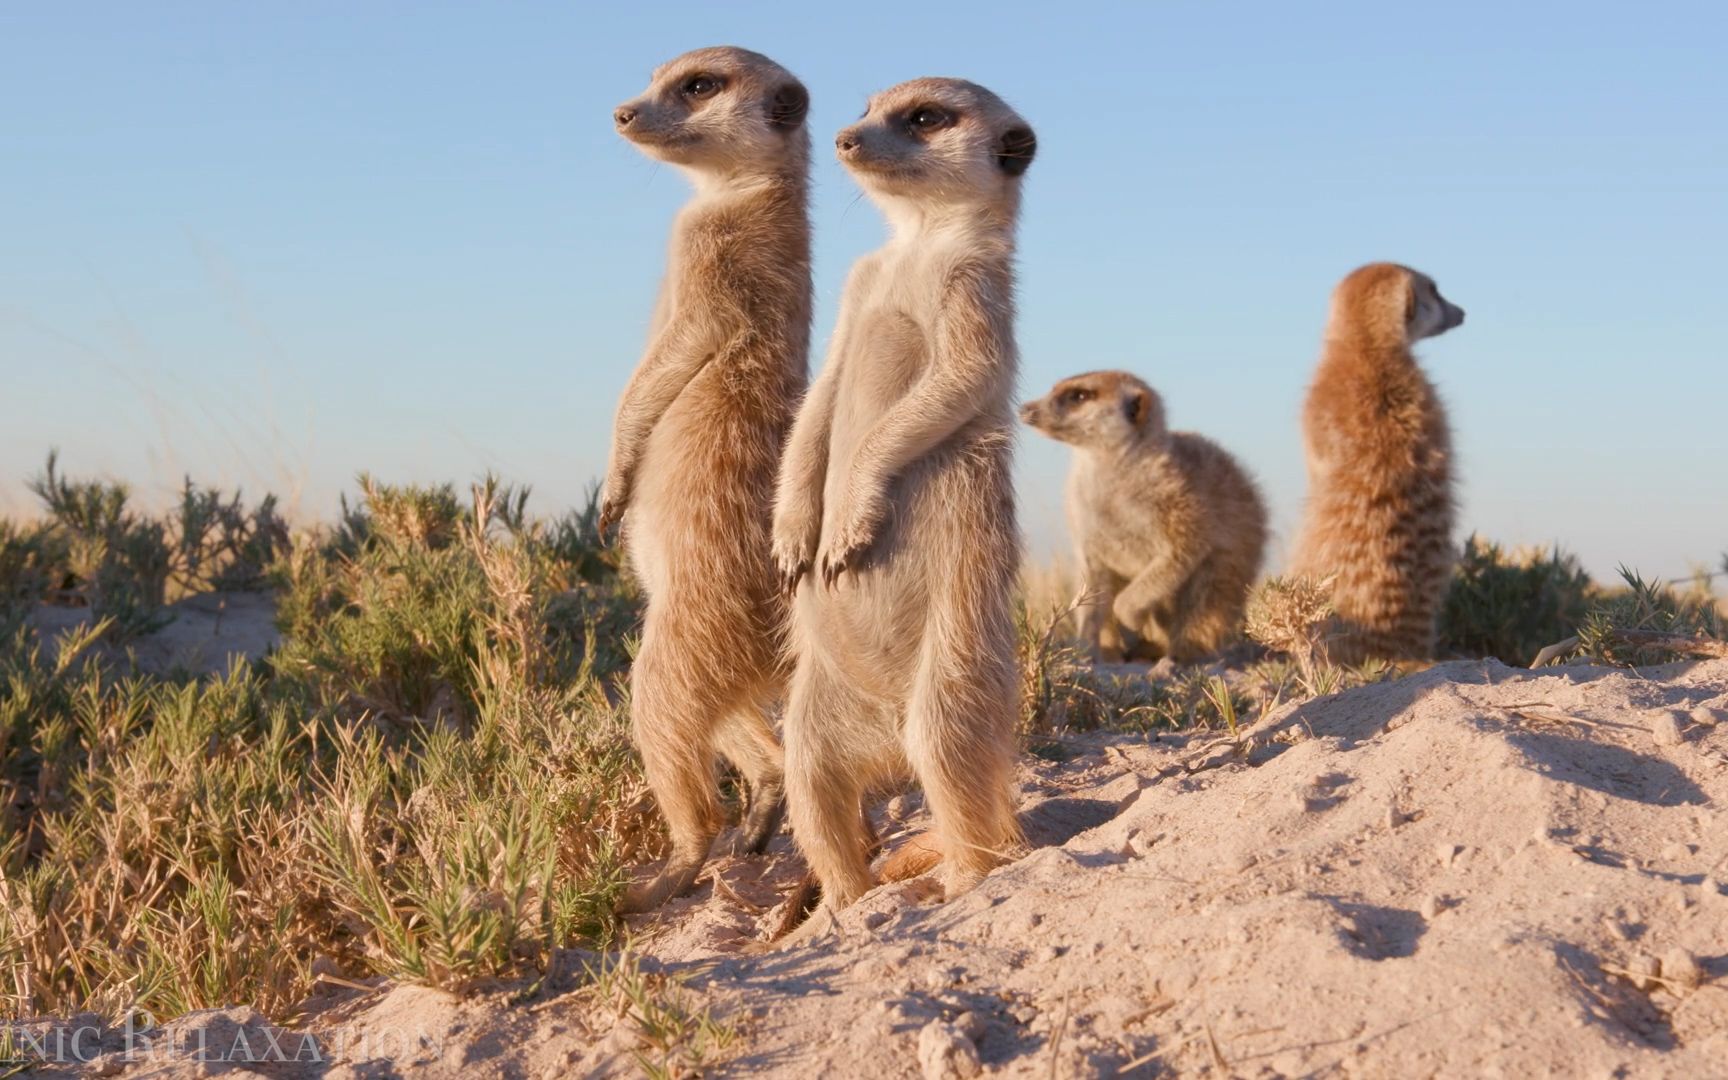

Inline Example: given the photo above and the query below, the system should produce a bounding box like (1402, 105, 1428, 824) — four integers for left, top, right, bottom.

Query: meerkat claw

(596, 500, 622, 541)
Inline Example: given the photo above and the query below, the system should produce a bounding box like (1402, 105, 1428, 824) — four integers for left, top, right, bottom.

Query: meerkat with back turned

(601, 46, 812, 911)
(770, 78, 1036, 913)
(1021, 371, 1268, 663)
(1288, 262, 1465, 664)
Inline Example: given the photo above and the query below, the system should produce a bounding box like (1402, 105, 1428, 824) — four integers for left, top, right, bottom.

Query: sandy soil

(27, 591, 280, 677)
(22, 657, 1728, 1078)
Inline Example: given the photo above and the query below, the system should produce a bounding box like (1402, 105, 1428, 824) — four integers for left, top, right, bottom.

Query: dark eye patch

(904, 105, 955, 135)
(681, 73, 724, 100)
(1060, 387, 1094, 406)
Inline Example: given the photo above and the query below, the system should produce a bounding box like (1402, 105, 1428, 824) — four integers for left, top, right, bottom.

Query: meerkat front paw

(770, 510, 818, 594)
(597, 473, 631, 541)
(817, 486, 888, 587)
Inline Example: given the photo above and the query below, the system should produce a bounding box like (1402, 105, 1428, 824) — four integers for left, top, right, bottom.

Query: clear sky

(2, 2, 1724, 581)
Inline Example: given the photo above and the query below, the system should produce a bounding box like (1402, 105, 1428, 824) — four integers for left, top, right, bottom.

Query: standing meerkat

(1288, 262, 1465, 664)
(601, 46, 812, 911)
(1020, 371, 1268, 664)
(771, 77, 1036, 912)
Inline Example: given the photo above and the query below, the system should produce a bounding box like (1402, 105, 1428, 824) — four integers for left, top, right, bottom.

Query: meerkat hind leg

(905, 647, 1020, 898)
(714, 705, 786, 855)
(783, 660, 877, 909)
(618, 636, 726, 914)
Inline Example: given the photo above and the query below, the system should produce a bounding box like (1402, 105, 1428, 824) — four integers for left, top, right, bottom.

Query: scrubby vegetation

(1438, 535, 1594, 665)
(0, 456, 1721, 1038)
(2, 462, 649, 1023)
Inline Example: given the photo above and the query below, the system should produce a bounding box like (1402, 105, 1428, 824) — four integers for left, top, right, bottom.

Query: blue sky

(2, 2, 1723, 580)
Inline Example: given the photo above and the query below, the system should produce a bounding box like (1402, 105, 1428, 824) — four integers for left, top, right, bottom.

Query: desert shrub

(27, 452, 173, 638)
(273, 475, 635, 724)
(1438, 536, 1594, 665)
(1573, 566, 1725, 666)
(310, 681, 645, 988)
(1244, 575, 1336, 682)
(17, 454, 290, 641)
(0, 521, 65, 631)
(0, 468, 650, 1024)
(168, 478, 289, 593)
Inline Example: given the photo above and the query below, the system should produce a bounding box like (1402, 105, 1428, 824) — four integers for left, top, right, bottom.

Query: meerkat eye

(681, 74, 723, 99)
(1062, 388, 1093, 406)
(906, 107, 952, 133)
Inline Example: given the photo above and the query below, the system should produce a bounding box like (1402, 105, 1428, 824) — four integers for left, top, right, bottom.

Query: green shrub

(1438, 536, 1594, 665)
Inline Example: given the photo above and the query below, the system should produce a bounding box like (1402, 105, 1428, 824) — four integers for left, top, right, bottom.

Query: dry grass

(1, 466, 653, 1022)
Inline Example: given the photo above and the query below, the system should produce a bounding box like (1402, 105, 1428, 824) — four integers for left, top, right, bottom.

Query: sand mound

(27, 658, 1728, 1077)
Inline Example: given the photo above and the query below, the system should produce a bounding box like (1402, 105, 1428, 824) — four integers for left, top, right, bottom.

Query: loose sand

(24, 657, 1728, 1078)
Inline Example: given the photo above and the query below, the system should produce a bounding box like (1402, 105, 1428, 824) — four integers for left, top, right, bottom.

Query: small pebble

(1435, 842, 1461, 867)
(1420, 895, 1446, 920)
(1691, 705, 1725, 727)
(917, 1019, 981, 1080)
(1663, 948, 1704, 990)
(1652, 712, 1686, 747)
(953, 1010, 987, 1040)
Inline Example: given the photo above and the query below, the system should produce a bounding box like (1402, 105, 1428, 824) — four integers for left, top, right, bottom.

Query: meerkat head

(834, 77, 1035, 213)
(1019, 371, 1166, 451)
(613, 46, 810, 178)
(1329, 262, 1466, 347)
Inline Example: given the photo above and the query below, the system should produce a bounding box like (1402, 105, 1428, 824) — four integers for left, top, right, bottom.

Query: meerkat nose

(835, 132, 859, 154)
(614, 106, 637, 129)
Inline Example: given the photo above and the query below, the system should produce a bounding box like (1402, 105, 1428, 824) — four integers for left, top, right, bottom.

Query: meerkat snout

(1408, 272, 1466, 341)
(1020, 371, 1163, 448)
(613, 105, 637, 129)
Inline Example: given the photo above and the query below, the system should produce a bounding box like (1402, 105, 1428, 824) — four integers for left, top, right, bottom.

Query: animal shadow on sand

(1319, 897, 1427, 960)
(1505, 730, 1706, 807)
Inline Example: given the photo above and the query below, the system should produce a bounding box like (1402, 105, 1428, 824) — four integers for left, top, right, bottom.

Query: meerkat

(1020, 371, 1268, 664)
(601, 46, 812, 911)
(769, 77, 1037, 914)
(1288, 262, 1465, 664)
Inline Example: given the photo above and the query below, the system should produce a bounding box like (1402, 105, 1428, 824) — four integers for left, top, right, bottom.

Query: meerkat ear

(768, 83, 809, 130)
(998, 126, 1036, 176)
(1125, 387, 1150, 427)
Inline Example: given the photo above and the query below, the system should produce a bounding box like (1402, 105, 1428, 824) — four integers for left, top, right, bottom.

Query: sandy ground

(20, 657, 1728, 1078)
(27, 592, 280, 677)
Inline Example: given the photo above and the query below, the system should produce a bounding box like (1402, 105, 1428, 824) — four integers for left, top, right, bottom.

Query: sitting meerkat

(601, 46, 812, 911)
(1021, 371, 1268, 663)
(770, 77, 1037, 913)
(1288, 262, 1465, 663)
